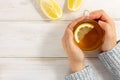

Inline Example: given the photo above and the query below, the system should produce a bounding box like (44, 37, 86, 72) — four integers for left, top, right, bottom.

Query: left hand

(62, 17, 86, 73)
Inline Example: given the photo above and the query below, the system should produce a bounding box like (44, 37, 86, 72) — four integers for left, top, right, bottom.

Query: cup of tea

(73, 10, 104, 53)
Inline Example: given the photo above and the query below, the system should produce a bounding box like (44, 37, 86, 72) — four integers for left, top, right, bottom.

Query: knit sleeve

(98, 41, 120, 80)
(65, 66, 97, 80)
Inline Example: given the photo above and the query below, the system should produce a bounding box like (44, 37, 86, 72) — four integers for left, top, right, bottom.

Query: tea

(73, 19, 104, 51)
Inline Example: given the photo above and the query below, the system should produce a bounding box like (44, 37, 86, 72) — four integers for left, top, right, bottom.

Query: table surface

(0, 0, 120, 80)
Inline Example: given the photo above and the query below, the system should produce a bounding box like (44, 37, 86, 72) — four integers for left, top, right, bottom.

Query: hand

(89, 10, 117, 52)
(62, 17, 86, 73)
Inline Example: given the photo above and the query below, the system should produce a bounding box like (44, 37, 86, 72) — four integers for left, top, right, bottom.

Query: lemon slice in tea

(74, 23, 94, 43)
(68, 0, 83, 11)
(37, 0, 63, 20)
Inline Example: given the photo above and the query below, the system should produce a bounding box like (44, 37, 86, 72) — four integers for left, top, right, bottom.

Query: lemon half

(37, 0, 63, 20)
(68, 0, 83, 11)
(74, 23, 94, 43)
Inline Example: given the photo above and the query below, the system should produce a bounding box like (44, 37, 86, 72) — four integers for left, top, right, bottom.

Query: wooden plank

(0, 21, 90, 57)
(0, 21, 119, 57)
(0, 21, 67, 57)
(0, 58, 114, 80)
(0, 0, 120, 20)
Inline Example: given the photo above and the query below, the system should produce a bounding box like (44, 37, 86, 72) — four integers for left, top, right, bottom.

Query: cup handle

(83, 10, 90, 19)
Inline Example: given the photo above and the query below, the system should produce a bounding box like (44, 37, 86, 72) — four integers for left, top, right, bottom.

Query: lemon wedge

(74, 23, 94, 43)
(36, 0, 63, 20)
(68, 0, 83, 11)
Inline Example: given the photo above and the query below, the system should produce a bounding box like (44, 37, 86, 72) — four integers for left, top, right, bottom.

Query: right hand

(89, 10, 117, 52)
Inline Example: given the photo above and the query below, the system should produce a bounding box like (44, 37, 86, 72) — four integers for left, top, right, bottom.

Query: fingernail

(98, 20, 103, 24)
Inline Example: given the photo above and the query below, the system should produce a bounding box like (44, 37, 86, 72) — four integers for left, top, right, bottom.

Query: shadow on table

(33, 20, 69, 79)
(31, 0, 50, 20)
(40, 21, 67, 57)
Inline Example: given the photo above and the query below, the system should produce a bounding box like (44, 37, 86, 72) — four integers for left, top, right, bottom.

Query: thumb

(98, 20, 109, 32)
(67, 28, 77, 47)
(67, 28, 74, 42)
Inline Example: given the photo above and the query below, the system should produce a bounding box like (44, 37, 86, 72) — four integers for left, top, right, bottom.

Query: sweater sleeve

(98, 41, 120, 80)
(65, 66, 97, 80)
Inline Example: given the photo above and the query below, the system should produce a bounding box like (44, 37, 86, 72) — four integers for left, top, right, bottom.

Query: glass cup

(73, 10, 104, 53)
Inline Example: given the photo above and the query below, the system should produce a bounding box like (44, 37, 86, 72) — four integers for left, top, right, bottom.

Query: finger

(89, 10, 112, 23)
(68, 16, 86, 31)
(66, 29, 84, 54)
(62, 28, 73, 45)
(63, 28, 74, 46)
(98, 20, 110, 34)
(65, 28, 74, 41)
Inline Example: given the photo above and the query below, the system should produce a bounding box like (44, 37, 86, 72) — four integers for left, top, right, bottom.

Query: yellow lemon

(36, 0, 63, 20)
(68, 0, 83, 11)
(74, 23, 94, 43)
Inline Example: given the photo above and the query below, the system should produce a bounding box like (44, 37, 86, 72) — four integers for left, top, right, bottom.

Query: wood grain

(0, 21, 119, 57)
(0, 0, 119, 80)
(0, 0, 119, 20)
(0, 58, 114, 80)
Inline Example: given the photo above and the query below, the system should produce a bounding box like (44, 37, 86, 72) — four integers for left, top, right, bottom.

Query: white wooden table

(0, 0, 120, 80)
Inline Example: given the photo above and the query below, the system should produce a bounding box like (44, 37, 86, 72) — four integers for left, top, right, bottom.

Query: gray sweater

(65, 42, 120, 80)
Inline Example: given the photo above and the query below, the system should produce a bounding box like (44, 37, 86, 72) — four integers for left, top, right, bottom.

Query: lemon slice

(37, 0, 63, 20)
(74, 23, 94, 43)
(68, 0, 83, 11)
